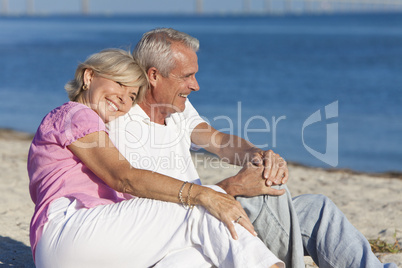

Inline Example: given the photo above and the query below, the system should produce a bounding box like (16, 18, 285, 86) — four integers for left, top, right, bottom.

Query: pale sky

(4, 0, 399, 16)
(3, 0, 270, 15)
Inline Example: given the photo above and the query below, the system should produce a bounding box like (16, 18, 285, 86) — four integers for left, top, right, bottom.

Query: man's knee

(293, 194, 338, 218)
(293, 193, 333, 205)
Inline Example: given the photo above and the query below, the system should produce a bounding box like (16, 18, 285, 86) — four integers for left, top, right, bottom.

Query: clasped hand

(216, 152, 287, 198)
(207, 150, 288, 239)
(250, 149, 289, 187)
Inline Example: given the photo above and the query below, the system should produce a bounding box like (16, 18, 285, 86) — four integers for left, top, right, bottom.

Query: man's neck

(139, 101, 169, 125)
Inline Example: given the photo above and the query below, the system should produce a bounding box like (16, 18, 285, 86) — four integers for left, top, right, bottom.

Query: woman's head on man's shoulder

(65, 48, 149, 123)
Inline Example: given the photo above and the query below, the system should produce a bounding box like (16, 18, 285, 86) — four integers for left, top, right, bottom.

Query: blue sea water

(0, 13, 401, 173)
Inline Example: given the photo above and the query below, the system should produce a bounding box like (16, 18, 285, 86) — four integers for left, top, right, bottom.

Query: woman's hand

(194, 187, 257, 240)
(195, 163, 285, 239)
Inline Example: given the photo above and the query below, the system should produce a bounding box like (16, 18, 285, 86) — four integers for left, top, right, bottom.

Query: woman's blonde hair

(65, 48, 148, 104)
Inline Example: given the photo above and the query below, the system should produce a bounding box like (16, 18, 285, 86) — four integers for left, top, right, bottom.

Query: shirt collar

(127, 104, 175, 126)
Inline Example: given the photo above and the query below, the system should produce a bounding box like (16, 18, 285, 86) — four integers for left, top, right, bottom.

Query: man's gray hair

(133, 28, 199, 77)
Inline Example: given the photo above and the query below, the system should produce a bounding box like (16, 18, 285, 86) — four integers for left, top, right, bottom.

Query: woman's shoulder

(35, 102, 102, 141)
(41, 102, 89, 126)
(50, 101, 90, 117)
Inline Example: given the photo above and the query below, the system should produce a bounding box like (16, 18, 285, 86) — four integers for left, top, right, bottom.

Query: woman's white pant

(35, 197, 283, 268)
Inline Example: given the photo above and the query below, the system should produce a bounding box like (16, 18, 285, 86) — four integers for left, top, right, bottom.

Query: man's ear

(83, 69, 94, 86)
(147, 67, 159, 87)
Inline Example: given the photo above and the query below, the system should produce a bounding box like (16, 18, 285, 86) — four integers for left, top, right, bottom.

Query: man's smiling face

(152, 42, 200, 115)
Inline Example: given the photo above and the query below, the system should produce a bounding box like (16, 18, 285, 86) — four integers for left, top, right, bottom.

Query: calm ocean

(0, 13, 401, 173)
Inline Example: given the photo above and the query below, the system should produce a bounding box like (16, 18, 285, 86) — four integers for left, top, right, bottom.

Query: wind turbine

(82, 0, 90, 15)
(196, 0, 203, 14)
(27, 0, 34, 15)
(1, 0, 8, 15)
(243, 0, 251, 13)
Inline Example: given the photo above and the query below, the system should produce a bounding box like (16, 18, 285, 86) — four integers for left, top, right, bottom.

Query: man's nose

(190, 76, 200, 92)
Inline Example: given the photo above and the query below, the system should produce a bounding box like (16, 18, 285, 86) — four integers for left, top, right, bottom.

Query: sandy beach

(0, 129, 401, 267)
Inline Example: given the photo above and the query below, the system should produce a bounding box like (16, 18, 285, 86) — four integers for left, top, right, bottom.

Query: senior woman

(28, 48, 284, 268)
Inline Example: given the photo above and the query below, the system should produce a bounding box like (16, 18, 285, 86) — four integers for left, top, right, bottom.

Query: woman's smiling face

(80, 69, 139, 123)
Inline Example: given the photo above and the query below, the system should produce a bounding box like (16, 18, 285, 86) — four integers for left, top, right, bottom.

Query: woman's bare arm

(67, 131, 256, 240)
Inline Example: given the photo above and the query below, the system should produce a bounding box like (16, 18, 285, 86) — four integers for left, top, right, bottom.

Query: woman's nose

(117, 93, 127, 104)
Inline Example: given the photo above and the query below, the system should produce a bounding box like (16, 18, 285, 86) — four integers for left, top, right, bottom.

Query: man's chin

(172, 102, 186, 113)
(178, 104, 186, 113)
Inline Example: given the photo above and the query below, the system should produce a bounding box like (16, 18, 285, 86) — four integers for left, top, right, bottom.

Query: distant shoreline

(1, 10, 402, 18)
(0, 128, 34, 141)
(3, 127, 400, 179)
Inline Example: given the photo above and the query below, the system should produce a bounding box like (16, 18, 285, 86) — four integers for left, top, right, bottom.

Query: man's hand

(249, 149, 289, 187)
(217, 162, 286, 197)
(191, 123, 289, 193)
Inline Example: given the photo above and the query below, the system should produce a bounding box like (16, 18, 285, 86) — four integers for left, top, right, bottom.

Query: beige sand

(0, 129, 401, 267)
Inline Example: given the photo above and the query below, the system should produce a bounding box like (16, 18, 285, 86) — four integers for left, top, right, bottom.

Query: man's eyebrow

(185, 72, 196, 77)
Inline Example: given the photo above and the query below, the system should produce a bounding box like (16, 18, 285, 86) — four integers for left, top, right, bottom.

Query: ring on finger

(234, 216, 242, 224)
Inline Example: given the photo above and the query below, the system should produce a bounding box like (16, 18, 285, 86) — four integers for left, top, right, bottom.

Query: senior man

(108, 28, 395, 268)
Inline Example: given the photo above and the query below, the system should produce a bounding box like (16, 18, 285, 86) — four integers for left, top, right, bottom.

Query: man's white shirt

(108, 99, 206, 185)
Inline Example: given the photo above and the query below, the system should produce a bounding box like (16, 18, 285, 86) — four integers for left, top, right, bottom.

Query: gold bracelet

(187, 183, 194, 209)
(178, 181, 188, 207)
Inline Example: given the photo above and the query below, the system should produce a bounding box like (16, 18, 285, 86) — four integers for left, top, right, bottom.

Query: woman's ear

(83, 69, 94, 86)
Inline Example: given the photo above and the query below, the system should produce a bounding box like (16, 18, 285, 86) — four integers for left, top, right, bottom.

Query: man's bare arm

(191, 122, 288, 197)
